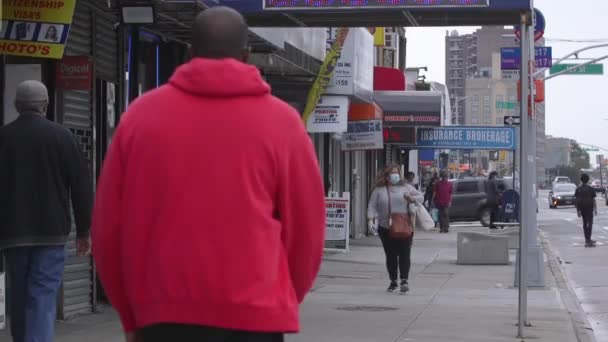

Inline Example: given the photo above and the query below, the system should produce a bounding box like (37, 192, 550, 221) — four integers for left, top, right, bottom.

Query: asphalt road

(538, 189, 608, 341)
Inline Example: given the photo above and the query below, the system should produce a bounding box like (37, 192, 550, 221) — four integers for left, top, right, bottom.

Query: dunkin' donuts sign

(56, 56, 93, 90)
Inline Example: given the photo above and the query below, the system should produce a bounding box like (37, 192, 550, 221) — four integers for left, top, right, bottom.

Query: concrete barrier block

(489, 227, 520, 249)
(457, 232, 510, 265)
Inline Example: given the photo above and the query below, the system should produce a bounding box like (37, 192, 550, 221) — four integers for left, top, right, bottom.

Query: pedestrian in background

(92, 7, 325, 342)
(575, 173, 597, 248)
(368, 165, 423, 294)
(0, 80, 92, 342)
(486, 171, 501, 229)
(424, 172, 438, 209)
(433, 171, 453, 233)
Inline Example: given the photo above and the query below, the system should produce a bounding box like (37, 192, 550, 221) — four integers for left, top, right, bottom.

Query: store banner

(0, 0, 77, 59)
(324, 192, 350, 252)
(342, 120, 383, 151)
(307, 95, 349, 133)
(302, 27, 349, 129)
(325, 27, 374, 103)
(56, 56, 93, 90)
(384, 112, 441, 127)
(417, 127, 517, 150)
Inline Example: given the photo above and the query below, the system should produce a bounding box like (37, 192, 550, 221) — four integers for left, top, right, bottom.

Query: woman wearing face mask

(367, 165, 424, 293)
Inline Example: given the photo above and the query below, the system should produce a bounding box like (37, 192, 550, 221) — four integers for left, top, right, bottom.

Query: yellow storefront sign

(0, 40, 64, 58)
(1, 0, 76, 59)
(3, 0, 76, 24)
(373, 27, 385, 46)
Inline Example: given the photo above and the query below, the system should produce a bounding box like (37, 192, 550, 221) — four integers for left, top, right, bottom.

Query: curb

(539, 231, 597, 342)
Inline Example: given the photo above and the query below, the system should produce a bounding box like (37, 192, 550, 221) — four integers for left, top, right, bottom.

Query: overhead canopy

(204, 0, 531, 27)
(376, 91, 443, 128)
(375, 91, 442, 113)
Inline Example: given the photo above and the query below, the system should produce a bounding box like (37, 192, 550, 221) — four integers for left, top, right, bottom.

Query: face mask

(389, 174, 401, 185)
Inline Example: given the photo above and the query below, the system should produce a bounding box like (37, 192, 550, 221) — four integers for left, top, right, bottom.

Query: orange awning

(348, 102, 383, 121)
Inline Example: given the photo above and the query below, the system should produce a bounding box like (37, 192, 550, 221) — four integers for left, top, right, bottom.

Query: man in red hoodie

(92, 7, 326, 342)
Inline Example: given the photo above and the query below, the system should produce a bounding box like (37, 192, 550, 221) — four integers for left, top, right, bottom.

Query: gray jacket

(367, 184, 424, 228)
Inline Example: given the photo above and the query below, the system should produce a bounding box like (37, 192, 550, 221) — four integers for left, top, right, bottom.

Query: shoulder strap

(386, 186, 392, 216)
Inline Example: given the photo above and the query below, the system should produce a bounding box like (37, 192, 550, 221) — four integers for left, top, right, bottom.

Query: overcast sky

(405, 0, 608, 162)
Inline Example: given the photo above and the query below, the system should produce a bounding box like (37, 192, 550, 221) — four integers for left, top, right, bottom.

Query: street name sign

(504, 116, 521, 126)
(497, 102, 517, 110)
(549, 63, 604, 75)
(501, 47, 552, 70)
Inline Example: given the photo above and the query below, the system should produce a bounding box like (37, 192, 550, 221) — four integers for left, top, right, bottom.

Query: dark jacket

(486, 178, 500, 205)
(0, 112, 92, 248)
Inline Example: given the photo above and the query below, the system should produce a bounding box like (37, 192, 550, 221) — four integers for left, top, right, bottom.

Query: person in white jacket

(367, 165, 424, 293)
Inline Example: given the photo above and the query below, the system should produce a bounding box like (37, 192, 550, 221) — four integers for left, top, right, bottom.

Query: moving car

(449, 177, 513, 227)
(591, 180, 605, 194)
(549, 183, 577, 209)
(553, 176, 571, 185)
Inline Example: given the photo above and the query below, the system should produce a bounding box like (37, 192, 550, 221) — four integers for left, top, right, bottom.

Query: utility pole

(517, 12, 531, 338)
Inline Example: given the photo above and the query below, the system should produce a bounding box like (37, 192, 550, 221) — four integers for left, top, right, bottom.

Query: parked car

(548, 183, 577, 209)
(553, 176, 571, 185)
(591, 180, 606, 194)
(449, 177, 513, 227)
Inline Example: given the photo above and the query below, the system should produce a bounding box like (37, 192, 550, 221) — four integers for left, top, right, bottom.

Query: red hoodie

(92, 58, 326, 334)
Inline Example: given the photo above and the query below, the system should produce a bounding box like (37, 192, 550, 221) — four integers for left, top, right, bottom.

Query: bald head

(15, 80, 49, 115)
(191, 7, 249, 61)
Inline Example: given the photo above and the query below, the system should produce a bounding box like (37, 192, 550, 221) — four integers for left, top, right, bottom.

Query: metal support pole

(518, 14, 531, 339)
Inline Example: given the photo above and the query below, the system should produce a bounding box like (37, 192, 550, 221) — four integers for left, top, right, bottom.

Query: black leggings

(581, 208, 594, 242)
(139, 324, 284, 342)
(379, 227, 413, 281)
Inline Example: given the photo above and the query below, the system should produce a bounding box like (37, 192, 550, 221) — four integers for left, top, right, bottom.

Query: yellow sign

(499, 150, 508, 162)
(303, 28, 350, 128)
(374, 27, 385, 46)
(0, 40, 64, 58)
(3, 0, 76, 24)
(1, 0, 76, 59)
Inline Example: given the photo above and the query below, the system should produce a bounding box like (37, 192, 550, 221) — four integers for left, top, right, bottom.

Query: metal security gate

(94, 13, 119, 83)
(57, 2, 94, 320)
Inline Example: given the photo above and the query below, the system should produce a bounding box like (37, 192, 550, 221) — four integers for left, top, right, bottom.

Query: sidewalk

(0, 225, 580, 342)
(291, 224, 579, 342)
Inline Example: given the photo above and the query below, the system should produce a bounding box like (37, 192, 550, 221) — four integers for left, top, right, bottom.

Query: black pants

(437, 206, 450, 232)
(139, 324, 284, 342)
(581, 208, 594, 242)
(379, 227, 413, 281)
(488, 203, 499, 228)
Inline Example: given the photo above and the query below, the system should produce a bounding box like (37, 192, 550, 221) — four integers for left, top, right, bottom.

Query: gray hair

(14, 80, 49, 115)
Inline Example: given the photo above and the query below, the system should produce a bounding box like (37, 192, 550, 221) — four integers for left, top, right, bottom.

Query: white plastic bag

(416, 205, 435, 231)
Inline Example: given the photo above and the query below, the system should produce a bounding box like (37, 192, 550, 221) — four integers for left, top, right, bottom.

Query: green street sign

(584, 147, 600, 152)
(496, 101, 516, 110)
(550, 63, 604, 75)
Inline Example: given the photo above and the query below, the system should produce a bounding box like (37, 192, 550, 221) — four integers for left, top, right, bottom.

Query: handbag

(416, 205, 435, 232)
(387, 186, 414, 239)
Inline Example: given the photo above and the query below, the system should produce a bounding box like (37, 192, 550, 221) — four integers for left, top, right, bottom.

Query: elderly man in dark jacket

(0, 80, 92, 342)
